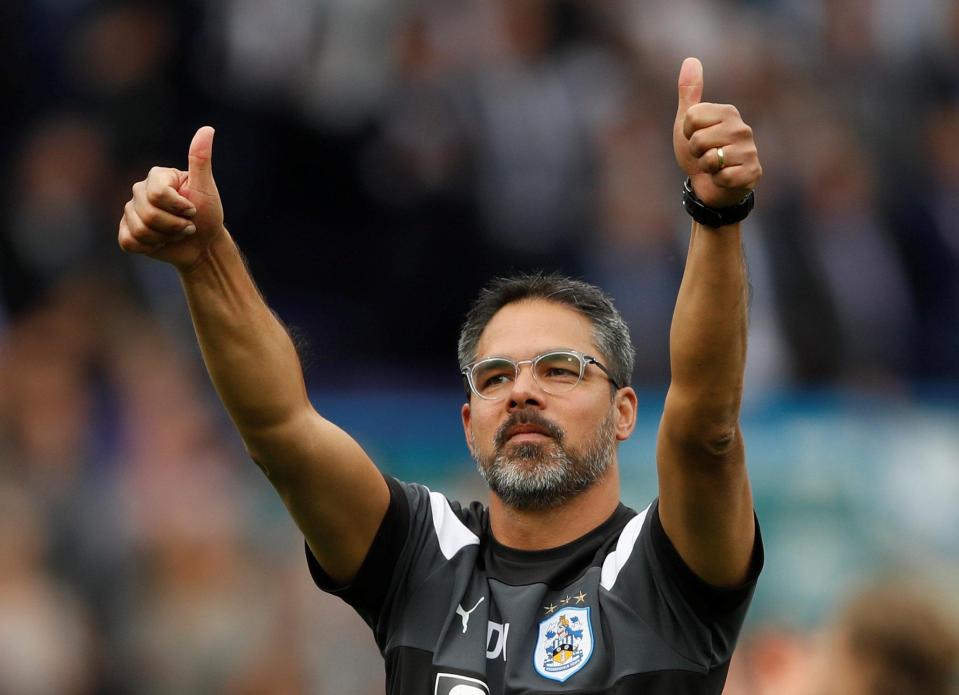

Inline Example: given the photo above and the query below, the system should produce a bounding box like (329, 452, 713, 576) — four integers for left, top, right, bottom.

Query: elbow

(703, 427, 739, 458)
(662, 389, 743, 461)
(662, 418, 743, 464)
(680, 424, 741, 461)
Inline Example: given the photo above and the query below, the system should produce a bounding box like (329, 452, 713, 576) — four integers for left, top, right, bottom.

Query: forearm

(667, 221, 748, 435)
(119, 129, 392, 586)
(179, 230, 310, 441)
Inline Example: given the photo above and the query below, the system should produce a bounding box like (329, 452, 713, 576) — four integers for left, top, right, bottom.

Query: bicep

(655, 389, 756, 588)
(249, 408, 391, 586)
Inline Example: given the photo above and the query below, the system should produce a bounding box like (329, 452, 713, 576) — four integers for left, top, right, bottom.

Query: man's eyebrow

(473, 347, 589, 360)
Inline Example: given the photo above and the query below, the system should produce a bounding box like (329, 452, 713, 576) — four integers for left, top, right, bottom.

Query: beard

(471, 409, 617, 511)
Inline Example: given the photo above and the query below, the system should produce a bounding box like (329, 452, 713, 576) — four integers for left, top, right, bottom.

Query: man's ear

(614, 387, 638, 441)
(461, 402, 474, 452)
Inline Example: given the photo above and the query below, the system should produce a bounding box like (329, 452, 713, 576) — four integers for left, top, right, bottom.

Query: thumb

(187, 126, 216, 193)
(676, 57, 704, 117)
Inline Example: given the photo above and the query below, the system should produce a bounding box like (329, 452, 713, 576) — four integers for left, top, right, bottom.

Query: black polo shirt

(308, 475, 762, 694)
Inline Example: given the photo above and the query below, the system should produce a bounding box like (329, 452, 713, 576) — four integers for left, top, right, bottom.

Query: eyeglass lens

(470, 352, 584, 398)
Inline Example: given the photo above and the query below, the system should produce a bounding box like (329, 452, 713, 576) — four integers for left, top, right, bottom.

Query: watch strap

(681, 177, 755, 228)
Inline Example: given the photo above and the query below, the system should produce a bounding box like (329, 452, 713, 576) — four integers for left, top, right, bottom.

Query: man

(118, 57, 763, 693)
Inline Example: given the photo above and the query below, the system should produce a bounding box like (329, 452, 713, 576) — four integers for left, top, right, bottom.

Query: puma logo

(455, 596, 485, 634)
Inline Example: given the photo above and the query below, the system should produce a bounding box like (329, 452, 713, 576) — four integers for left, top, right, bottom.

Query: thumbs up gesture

(673, 58, 762, 210)
(118, 126, 225, 272)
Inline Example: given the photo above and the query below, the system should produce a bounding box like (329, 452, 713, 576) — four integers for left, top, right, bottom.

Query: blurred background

(1, 0, 958, 693)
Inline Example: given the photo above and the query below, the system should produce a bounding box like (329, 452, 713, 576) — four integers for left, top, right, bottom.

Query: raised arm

(656, 59, 762, 588)
(118, 127, 388, 585)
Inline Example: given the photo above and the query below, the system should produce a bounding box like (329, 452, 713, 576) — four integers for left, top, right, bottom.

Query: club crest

(533, 607, 593, 682)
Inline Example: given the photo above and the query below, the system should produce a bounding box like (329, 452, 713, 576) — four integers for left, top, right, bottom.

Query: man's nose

(507, 361, 544, 410)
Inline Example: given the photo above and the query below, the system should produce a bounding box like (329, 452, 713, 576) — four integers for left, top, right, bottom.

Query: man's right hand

(118, 126, 225, 272)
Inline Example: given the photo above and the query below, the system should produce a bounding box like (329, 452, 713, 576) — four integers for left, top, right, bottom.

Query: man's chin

(502, 441, 548, 460)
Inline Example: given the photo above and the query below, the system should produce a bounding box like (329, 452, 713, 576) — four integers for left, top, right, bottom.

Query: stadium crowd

(0, 1, 957, 692)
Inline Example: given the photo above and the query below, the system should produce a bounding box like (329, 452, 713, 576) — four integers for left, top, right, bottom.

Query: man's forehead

(474, 299, 598, 358)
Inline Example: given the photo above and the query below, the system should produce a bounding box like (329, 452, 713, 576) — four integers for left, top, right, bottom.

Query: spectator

(807, 581, 959, 695)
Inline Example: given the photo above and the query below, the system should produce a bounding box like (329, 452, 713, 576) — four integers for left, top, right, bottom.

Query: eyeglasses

(461, 349, 620, 401)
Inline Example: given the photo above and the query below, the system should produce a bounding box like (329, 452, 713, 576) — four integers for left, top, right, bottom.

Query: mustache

(493, 411, 565, 450)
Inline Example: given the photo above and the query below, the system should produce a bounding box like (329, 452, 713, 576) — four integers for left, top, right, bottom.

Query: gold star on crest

(544, 603, 557, 615)
(560, 595, 571, 605)
(574, 591, 587, 604)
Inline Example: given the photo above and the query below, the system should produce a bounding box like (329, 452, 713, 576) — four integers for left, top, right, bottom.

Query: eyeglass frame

(460, 348, 621, 401)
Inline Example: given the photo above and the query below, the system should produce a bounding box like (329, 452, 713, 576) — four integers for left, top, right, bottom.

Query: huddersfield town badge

(533, 607, 593, 682)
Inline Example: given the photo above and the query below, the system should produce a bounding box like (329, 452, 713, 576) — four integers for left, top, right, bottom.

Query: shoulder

(408, 483, 487, 559)
(598, 502, 651, 591)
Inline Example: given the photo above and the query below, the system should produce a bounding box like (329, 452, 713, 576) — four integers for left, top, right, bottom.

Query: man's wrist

(177, 228, 234, 278)
(681, 178, 755, 228)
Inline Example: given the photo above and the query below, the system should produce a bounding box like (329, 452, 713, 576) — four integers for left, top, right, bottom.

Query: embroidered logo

(486, 620, 509, 661)
(455, 596, 485, 634)
(434, 672, 490, 695)
(533, 606, 593, 682)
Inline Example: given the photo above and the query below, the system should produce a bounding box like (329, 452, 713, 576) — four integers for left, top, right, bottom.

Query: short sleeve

(304, 475, 472, 653)
(305, 475, 412, 627)
(643, 499, 763, 666)
(647, 500, 764, 621)
(604, 498, 763, 670)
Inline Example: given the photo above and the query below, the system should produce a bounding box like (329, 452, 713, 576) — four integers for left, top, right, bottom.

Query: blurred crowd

(724, 580, 959, 695)
(1, 0, 958, 693)
(2, 0, 959, 386)
(0, 278, 388, 692)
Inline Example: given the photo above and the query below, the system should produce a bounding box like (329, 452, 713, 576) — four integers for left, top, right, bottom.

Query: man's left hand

(673, 57, 762, 209)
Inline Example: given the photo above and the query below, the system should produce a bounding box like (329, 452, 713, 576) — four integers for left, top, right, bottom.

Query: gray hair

(457, 272, 635, 392)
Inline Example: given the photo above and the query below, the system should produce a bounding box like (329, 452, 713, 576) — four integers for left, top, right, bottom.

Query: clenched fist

(118, 126, 225, 272)
(673, 58, 762, 210)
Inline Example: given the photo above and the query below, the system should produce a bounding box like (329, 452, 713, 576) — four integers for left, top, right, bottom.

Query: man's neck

(487, 464, 621, 550)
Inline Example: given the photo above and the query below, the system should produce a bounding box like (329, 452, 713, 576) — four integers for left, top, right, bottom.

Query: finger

(142, 168, 194, 215)
(124, 202, 175, 246)
(701, 141, 761, 176)
(686, 120, 724, 158)
(709, 164, 760, 191)
(187, 126, 216, 194)
(683, 102, 741, 140)
(697, 147, 731, 175)
(119, 217, 167, 254)
(676, 57, 704, 119)
(696, 145, 761, 179)
(130, 196, 197, 236)
(686, 107, 752, 153)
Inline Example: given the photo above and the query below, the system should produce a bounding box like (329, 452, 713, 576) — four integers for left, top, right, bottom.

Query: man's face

(461, 299, 635, 510)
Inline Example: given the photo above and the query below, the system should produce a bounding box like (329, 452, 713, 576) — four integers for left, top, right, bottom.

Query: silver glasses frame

(461, 348, 620, 401)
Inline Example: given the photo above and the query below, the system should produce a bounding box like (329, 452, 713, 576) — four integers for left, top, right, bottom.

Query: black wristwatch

(681, 177, 755, 228)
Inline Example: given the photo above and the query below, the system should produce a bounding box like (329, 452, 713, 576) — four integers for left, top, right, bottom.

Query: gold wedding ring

(716, 147, 726, 170)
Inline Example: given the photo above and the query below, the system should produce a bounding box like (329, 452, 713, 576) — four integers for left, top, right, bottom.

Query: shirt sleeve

(647, 499, 764, 621)
(304, 474, 460, 653)
(305, 474, 412, 629)
(618, 498, 764, 669)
